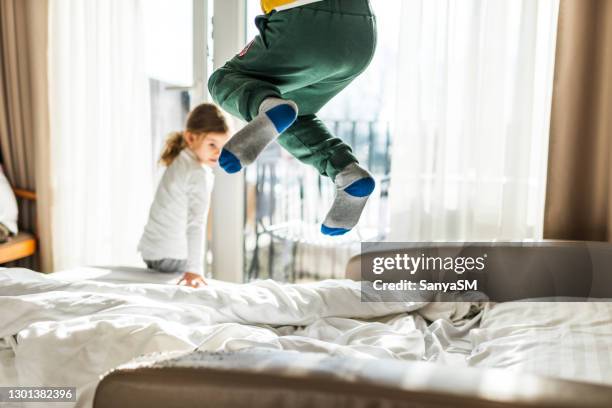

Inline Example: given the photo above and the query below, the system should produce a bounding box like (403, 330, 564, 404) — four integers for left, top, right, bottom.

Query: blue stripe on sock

(321, 225, 351, 236)
(265, 104, 298, 133)
(345, 177, 375, 197)
(219, 149, 242, 174)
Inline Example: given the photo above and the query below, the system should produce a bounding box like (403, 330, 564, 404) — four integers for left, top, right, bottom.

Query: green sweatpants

(208, 0, 377, 180)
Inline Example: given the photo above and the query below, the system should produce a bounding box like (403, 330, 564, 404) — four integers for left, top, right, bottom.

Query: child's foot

(321, 163, 376, 236)
(219, 98, 298, 174)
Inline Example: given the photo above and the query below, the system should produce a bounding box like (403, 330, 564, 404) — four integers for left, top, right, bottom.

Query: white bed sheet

(0, 267, 478, 408)
(469, 301, 612, 386)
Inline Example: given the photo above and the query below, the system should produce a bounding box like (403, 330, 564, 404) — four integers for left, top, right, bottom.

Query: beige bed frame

(94, 349, 612, 408)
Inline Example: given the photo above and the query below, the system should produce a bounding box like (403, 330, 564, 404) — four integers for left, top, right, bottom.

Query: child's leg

(278, 114, 375, 235)
(276, 114, 355, 180)
(208, 16, 302, 173)
(219, 97, 298, 173)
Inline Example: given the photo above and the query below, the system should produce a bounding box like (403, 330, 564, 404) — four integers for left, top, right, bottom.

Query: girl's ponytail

(160, 131, 187, 166)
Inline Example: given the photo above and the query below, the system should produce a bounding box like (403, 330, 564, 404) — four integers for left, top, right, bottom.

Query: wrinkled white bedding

(0, 268, 479, 408)
(469, 301, 612, 385)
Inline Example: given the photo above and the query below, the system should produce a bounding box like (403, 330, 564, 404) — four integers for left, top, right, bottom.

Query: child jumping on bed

(208, 0, 377, 236)
(138, 104, 229, 288)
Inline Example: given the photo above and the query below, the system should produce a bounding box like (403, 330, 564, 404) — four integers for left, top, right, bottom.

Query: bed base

(94, 349, 612, 408)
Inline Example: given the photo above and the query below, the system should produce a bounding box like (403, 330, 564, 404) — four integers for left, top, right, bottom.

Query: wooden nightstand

(0, 189, 37, 264)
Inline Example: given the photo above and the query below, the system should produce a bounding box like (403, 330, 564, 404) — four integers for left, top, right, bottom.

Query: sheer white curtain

(388, 0, 559, 241)
(49, 0, 153, 270)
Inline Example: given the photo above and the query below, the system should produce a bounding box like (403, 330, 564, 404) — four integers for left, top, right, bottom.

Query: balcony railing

(244, 119, 393, 282)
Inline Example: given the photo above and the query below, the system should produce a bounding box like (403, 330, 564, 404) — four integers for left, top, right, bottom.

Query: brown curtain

(544, 0, 612, 242)
(0, 0, 52, 270)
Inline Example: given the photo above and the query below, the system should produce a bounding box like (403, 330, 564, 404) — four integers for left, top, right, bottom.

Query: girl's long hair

(160, 103, 229, 166)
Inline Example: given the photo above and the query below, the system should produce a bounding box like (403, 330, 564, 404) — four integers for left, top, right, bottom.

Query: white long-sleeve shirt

(138, 149, 214, 275)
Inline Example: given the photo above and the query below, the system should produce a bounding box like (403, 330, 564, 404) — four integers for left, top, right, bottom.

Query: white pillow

(0, 168, 18, 234)
(468, 302, 612, 385)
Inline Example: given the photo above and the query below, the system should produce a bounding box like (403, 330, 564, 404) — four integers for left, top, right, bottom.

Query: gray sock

(219, 98, 298, 174)
(321, 163, 376, 236)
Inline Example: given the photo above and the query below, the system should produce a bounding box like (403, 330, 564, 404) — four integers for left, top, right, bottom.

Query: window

(144, 0, 194, 176)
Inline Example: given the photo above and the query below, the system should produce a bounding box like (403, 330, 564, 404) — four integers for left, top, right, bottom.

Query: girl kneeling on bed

(138, 103, 229, 288)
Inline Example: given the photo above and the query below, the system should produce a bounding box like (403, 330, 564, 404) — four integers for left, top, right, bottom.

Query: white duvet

(0, 268, 478, 408)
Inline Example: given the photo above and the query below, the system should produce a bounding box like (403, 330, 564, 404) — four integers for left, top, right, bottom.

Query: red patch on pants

(238, 40, 255, 58)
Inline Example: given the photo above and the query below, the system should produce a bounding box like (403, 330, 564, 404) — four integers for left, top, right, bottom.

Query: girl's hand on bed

(177, 272, 207, 288)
